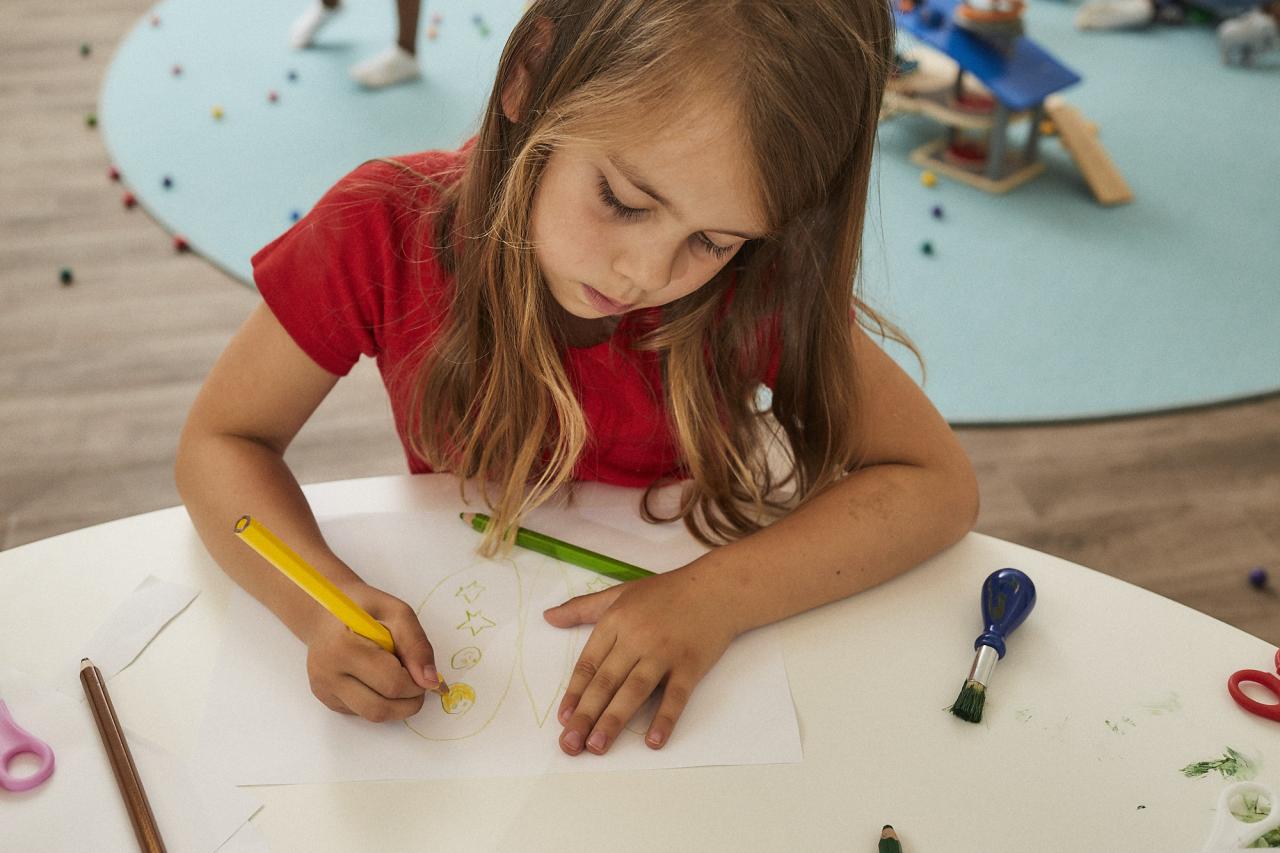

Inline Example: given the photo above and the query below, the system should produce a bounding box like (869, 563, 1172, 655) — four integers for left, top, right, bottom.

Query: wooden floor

(3, 0, 1277, 646)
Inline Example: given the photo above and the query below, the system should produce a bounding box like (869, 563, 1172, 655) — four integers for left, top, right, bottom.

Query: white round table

(1, 474, 1275, 851)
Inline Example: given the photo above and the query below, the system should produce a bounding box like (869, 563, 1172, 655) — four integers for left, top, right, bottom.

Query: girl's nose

(613, 244, 679, 296)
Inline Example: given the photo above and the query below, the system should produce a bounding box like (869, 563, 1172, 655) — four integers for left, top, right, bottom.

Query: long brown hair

(398, 0, 914, 556)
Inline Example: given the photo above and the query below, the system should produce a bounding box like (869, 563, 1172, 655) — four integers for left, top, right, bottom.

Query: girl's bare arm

(175, 302, 353, 642)
(546, 326, 980, 755)
(176, 303, 438, 721)
(699, 325, 980, 633)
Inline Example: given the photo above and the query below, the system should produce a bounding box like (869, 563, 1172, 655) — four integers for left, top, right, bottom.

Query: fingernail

(562, 730, 584, 752)
(422, 664, 439, 688)
(558, 705, 573, 725)
(646, 730, 665, 748)
(586, 730, 608, 752)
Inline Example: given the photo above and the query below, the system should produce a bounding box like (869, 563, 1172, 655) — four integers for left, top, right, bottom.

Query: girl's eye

(695, 233, 736, 260)
(597, 176, 644, 220)
(597, 175, 737, 260)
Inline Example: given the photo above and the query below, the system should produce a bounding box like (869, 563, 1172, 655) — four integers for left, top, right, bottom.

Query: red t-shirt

(253, 144, 776, 488)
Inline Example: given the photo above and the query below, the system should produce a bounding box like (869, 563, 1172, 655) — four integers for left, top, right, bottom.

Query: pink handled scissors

(1227, 649, 1280, 723)
(0, 699, 55, 792)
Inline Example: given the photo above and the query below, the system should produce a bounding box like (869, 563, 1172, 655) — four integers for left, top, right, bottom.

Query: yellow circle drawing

(450, 646, 482, 670)
(440, 682, 477, 715)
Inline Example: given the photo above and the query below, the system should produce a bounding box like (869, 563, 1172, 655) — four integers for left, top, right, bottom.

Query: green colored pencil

(460, 512, 654, 583)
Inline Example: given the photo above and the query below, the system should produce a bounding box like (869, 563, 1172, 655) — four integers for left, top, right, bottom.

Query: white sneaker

(349, 45, 421, 89)
(290, 0, 341, 49)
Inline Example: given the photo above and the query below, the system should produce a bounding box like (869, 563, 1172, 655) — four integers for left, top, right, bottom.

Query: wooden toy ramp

(1045, 98, 1134, 206)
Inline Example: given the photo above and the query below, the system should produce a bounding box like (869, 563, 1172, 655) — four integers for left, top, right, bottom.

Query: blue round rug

(99, 0, 1280, 423)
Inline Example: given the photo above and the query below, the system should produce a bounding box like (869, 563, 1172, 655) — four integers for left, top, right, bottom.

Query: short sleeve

(251, 159, 414, 377)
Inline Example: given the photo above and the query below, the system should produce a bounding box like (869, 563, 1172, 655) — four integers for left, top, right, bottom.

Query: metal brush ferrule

(967, 644, 999, 687)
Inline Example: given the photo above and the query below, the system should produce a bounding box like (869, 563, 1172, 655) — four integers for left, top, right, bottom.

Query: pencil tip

(881, 825, 898, 839)
(80, 657, 92, 669)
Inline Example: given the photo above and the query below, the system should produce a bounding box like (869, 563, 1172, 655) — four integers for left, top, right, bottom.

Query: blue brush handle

(975, 568, 1036, 659)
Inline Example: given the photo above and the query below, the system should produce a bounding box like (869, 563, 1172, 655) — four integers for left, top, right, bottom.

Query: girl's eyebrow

(605, 153, 766, 240)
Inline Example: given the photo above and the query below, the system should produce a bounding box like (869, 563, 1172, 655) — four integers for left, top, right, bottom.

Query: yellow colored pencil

(233, 515, 447, 695)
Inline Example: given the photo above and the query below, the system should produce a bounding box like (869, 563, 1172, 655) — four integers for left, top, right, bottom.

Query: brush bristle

(950, 679, 986, 723)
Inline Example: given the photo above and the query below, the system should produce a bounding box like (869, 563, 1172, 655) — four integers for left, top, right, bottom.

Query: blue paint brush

(950, 568, 1037, 723)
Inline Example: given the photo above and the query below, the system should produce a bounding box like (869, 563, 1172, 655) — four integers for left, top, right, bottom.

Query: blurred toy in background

(1075, 0, 1159, 28)
(886, 0, 1134, 205)
(1218, 2, 1280, 64)
(1076, 0, 1258, 30)
(952, 0, 1026, 48)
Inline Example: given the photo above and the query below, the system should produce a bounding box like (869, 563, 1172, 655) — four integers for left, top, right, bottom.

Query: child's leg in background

(395, 0, 421, 55)
(291, 0, 341, 50)
(350, 0, 424, 88)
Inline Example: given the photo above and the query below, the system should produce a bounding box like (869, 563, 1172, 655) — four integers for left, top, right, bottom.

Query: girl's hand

(304, 581, 441, 722)
(543, 566, 740, 755)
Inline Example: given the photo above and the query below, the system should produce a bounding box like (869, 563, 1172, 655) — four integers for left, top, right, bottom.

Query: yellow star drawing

(585, 577, 614, 594)
(456, 609, 496, 636)
(455, 580, 485, 604)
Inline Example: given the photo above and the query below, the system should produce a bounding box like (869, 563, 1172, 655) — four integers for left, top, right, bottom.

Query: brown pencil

(80, 658, 167, 853)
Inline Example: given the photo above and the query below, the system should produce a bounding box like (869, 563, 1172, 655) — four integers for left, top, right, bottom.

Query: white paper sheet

(0, 667, 260, 853)
(196, 512, 801, 784)
(60, 575, 199, 689)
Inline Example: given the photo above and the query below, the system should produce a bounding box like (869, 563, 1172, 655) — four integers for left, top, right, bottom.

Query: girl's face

(530, 104, 768, 319)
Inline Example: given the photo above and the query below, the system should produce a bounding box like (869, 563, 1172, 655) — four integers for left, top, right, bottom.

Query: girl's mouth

(581, 284, 634, 315)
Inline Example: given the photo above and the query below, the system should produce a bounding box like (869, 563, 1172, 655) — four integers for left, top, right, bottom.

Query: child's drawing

(440, 683, 477, 715)
(404, 549, 648, 741)
(515, 553, 578, 727)
(406, 558, 518, 741)
(583, 577, 613, 594)
(456, 581, 485, 604)
(456, 609, 497, 636)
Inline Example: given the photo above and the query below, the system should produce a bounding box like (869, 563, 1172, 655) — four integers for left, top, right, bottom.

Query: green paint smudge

(1254, 829, 1280, 849)
(1229, 789, 1280, 848)
(1181, 747, 1258, 781)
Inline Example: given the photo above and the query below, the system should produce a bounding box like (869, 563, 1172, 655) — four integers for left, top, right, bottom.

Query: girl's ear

(500, 16, 555, 124)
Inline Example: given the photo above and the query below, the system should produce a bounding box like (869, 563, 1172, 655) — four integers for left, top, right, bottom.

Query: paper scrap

(197, 512, 802, 784)
(68, 575, 199, 684)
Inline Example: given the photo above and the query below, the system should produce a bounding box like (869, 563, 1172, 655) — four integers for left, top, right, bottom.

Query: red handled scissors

(1227, 649, 1280, 723)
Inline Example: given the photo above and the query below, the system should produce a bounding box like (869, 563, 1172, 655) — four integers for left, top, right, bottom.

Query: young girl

(176, 0, 978, 758)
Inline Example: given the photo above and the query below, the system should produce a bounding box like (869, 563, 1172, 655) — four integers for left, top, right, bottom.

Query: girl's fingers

(543, 585, 624, 629)
(559, 647, 638, 756)
(582, 664, 665, 755)
(556, 628, 617, 727)
(314, 688, 354, 715)
(645, 675, 696, 750)
(342, 633, 426, 700)
(333, 673, 426, 723)
(378, 605, 440, 691)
